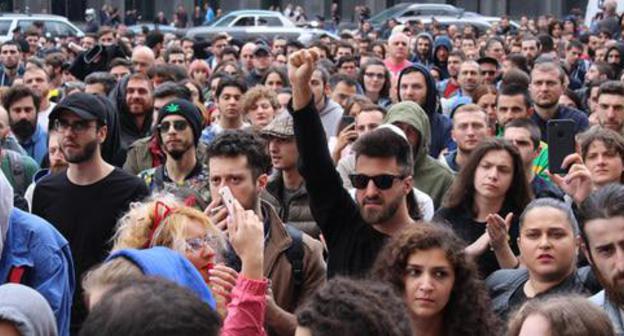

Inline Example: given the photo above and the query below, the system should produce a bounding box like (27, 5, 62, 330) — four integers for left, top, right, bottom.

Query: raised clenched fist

(288, 49, 319, 93)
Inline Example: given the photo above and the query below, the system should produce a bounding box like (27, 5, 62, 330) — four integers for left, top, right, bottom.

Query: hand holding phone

(218, 186, 237, 216)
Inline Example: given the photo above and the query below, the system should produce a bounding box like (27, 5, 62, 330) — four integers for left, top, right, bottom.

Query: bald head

(131, 46, 155, 75)
(240, 42, 256, 71)
(388, 33, 409, 62)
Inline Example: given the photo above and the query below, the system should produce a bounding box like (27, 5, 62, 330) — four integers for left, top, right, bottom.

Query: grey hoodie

(0, 283, 58, 336)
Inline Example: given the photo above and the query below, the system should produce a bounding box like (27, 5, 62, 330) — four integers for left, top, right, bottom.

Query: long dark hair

(358, 58, 391, 100)
(442, 138, 532, 216)
(373, 222, 502, 336)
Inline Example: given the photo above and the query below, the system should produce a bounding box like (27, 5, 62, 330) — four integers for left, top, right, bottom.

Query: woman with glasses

(373, 223, 502, 336)
(111, 194, 238, 317)
(359, 59, 391, 108)
(435, 138, 532, 278)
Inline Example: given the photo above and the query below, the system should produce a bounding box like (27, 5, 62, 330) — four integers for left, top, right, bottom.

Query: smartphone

(547, 119, 576, 174)
(218, 186, 236, 215)
(337, 115, 355, 134)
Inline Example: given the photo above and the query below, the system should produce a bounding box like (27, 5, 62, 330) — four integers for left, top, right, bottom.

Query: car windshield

(212, 14, 236, 27)
(370, 4, 409, 26)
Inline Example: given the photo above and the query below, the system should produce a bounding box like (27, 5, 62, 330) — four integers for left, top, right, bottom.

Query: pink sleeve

(220, 276, 268, 336)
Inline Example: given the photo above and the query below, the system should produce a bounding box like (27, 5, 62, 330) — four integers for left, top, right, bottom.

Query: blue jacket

(0, 208, 75, 336)
(19, 124, 48, 166)
(106, 247, 216, 309)
(433, 36, 452, 80)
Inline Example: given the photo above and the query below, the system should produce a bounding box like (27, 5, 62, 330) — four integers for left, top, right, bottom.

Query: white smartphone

(218, 186, 236, 215)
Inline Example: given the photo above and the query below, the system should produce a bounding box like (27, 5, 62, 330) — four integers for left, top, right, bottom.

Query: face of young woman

(183, 218, 218, 282)
(403, 248, 455, 320)
(473, 149, 514, 201)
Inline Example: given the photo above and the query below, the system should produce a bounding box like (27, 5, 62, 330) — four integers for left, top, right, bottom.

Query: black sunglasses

(349, 174, 404, 190)
(158, 120, 189, 133)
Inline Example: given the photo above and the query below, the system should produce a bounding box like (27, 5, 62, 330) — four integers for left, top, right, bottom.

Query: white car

(0, 14, 84, 42)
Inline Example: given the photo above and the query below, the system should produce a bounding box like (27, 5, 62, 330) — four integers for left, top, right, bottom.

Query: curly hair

(111, 193, 225, 255)
(204, 130, 271, 180)
(372, 222, 502, 336)
(240, 85, 280, 115)
(296, 276, 413, 336)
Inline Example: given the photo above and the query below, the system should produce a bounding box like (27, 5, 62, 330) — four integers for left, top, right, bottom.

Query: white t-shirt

(37, 101, 56, 132)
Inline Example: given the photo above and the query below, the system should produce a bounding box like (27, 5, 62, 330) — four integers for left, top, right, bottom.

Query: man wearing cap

(32, 93, 149, 333)
(138, 99, 210, 209)
(246, 44, 274, 88)
(260, 113, 319, 239)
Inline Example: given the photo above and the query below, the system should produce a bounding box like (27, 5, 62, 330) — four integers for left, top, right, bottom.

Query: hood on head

(106, 247, 216, 309)
(413, 32, 434, 60)
(0, 169, 13, 257)
(433, 35, 452, 55)
(384, 101, 431, 164)
(109, 75, 153, 138)
(607, 43, 624, 69)
(396, 64, 439, 116)
(0, 284, 58, 336)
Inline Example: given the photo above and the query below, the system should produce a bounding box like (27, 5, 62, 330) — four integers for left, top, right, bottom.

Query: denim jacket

(0, 208, 75, 336)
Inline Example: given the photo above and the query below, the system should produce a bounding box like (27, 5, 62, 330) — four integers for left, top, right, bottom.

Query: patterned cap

(261, 113, 294, 139)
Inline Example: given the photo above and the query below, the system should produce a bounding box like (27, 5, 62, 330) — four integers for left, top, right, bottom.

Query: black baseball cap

(49, 93, 108, 124)
(254, 45, 271, 56)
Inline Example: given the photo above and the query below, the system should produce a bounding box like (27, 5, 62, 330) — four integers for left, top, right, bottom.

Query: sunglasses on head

(349, 174, 404, 190)
(158, 120, 189, 133)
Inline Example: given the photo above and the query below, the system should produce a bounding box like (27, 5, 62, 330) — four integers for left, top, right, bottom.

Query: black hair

(296, 277, 413, 336)
(205, 130, 271, 180)
(215, 76, 247, 100)
(497, 84, 533, 109)
(146, 64, 188, 82)
(505, 118, 541, 149)
(2, 85, 40, 113)
(329, 73, 358, 90)
(578, 184, 624, 249)
(145, 31, 164, 49)
(1, 40, 22, 52)
(163, 45, 185, 63)
(109, 57, 132, 69)
(598, 80, 624, 98)
(79, 277, 221, 336)
(352, 127, 414, 177)
(85, 72, 117, 96)
(336, 55, 358, 69)
(153, 82, 192, 100)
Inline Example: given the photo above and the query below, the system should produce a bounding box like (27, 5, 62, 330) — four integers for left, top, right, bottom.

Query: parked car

(126, 24, 182, 36)
(0, 14, 84, 42)
(398, 16, 494, 36)
(369, 3, 465, 29)
(186, 10, 337, 44)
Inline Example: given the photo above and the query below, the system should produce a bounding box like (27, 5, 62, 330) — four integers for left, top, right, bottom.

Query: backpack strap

(284, 224, 304, 297)
(8, 266, 26, 283)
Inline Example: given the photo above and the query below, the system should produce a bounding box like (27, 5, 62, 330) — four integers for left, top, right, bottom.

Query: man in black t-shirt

(32, 93, 149, 333)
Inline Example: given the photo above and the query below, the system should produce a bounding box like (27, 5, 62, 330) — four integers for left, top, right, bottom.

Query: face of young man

(416, 37, 430, 57)
(518, 206, 577, 283)
(8, 96, 37, 141)
(530, 69, 563, 110)
(504, 127, 538, 170)
(158, 114, 194, 161)
(447, 55, 462, 78)
(458, 63, 481, 93)
(216, 86, 243, 121)
(399, 71, 427, 106)
(56, 111, 105, 164)
(597, 93, 624, 133)
(268, 136, 298, 171)
(353, 155, 411, 225)
(23, 68, 50, 101)
(310, 70, 327, 110)
(584, 140, 624, 187)
(584, 215, 624, 305)
(521, 40, 539, 62)
(479, 62, 498, 85)
(330, 82, 357, 109)
(452, 111, 489, 154)
(208, 155, 265, 210)
(125, 79, 153, 116)
(355, 110, 384, 137)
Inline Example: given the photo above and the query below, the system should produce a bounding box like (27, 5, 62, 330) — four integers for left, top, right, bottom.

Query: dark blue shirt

(531, 105, 589, 142)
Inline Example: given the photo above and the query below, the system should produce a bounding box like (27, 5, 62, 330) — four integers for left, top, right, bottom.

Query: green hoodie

(385, 101, 454, 208)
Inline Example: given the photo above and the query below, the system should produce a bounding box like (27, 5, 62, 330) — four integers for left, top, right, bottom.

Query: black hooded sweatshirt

(108, 75, 154, 151)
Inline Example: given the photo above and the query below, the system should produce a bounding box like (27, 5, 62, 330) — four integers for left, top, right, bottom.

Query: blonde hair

(111, 194, 225, 255)
(240, 85, 280, 115)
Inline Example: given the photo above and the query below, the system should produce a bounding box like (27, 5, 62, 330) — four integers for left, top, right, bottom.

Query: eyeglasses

(349, 174, 404, 190)
(364, 72, 385, 79)
(186, 234, 223, 252)
(54, 118, 95, 133)
(157, 120, 189, 133)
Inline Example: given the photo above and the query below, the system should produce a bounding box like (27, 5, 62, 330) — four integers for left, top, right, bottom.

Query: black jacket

(290, 99, 389, 278)
(486, 266, 594, 319)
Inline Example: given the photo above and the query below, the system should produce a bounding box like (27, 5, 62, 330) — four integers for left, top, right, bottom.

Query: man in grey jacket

(579, 184, 624, 335)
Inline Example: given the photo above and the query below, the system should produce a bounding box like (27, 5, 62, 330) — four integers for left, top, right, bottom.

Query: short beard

(49, 162, 69, 175)
(63, 139, 98, 164)
(358, 193, 403, 224)
(593, 264, 624, 307)
(165, 142, 193, 161)
(10, 119, 36, 141)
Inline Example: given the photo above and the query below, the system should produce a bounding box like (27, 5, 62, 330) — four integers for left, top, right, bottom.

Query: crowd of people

(2, 1, 624, 335)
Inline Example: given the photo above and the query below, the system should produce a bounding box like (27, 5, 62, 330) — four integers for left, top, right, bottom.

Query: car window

(46, 21, 76, 36)
(257, 16, 282, 26)
(233, 16, 255, 27)
(17, 20, 35, 32)
(0, 20, 11, 35)
(213, 15, 236, 27)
